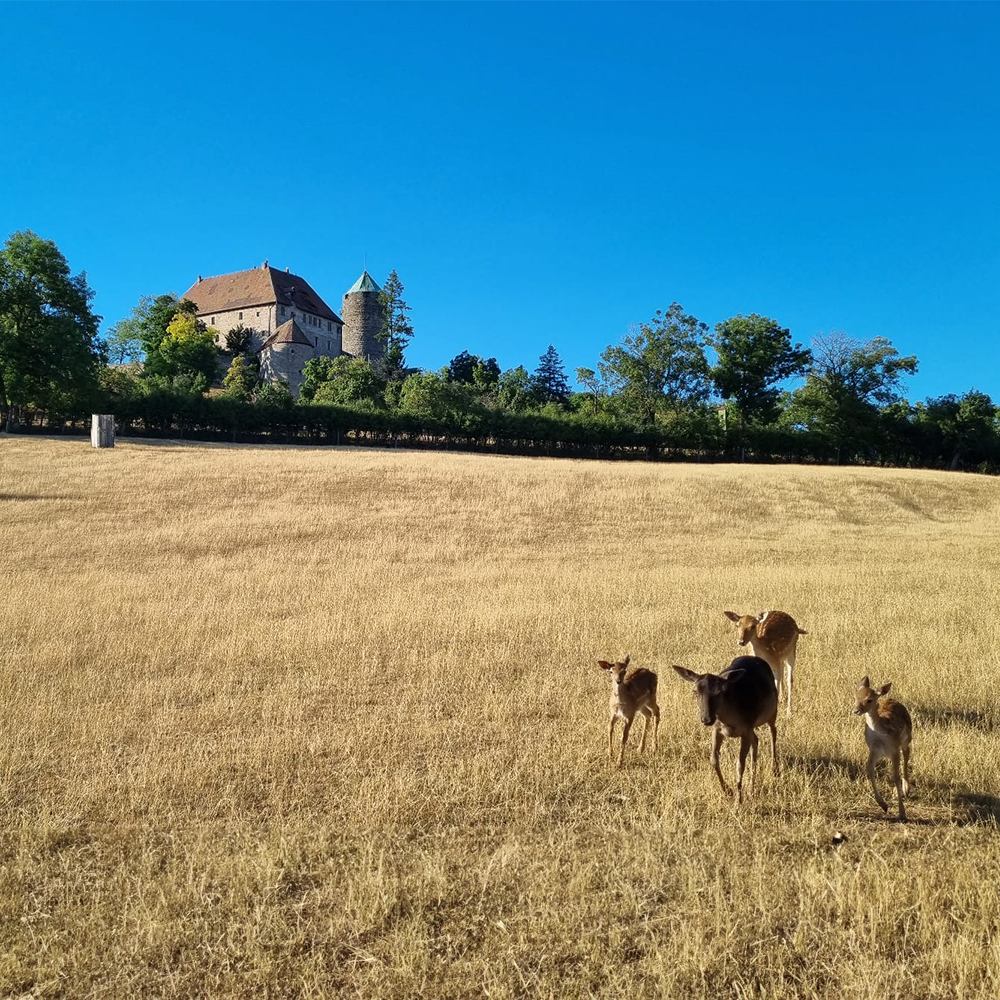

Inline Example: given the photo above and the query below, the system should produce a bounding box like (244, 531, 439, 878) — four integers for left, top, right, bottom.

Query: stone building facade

(180, 262, 387, 395)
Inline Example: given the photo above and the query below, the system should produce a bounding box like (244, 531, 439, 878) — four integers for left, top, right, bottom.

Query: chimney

(197, 275, 202, 283)
(285, 267, 290, 273)
(262, 259, 268, 269)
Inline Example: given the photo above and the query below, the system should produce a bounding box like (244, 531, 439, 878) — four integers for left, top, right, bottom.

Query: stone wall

(200, 304, 343, 357)
(259, 341, 315, 397)
(201, 305, 277, 352)
(341, 290, 384, 360)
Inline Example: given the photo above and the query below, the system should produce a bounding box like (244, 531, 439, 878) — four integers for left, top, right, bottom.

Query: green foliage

(531, 345, 571, 406)
(309, 356, 387, 409)
(157, 312, 221, 384)
(599, 304, 710, 424)
(221, 354, 260, 402)
(497, 365, 534, 412)
(376, 269, 413, 380)
(574, 367, 607, 414)
(0, 229, 104, 427)
(448, 350, 500, 387)
(399, 369, 478, 420)
(255, 380, 294, 408)
(710, 314, 811, 427)
(225, 324, 256, 356)
(915, 390, 999, 470)
(300, 356, 340, 402)
(787, 332, 918, 461)
(104, 317, 144, 365)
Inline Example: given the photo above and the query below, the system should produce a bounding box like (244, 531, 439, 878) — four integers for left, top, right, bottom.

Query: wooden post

(91, 414, 115, 448)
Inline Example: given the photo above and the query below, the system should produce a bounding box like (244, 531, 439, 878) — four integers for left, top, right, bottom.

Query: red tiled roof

(260, 318, 314, 350)
(181, 265, 342, 324)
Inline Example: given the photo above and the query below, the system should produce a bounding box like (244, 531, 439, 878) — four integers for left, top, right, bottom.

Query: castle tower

(341, 271, 385, 360)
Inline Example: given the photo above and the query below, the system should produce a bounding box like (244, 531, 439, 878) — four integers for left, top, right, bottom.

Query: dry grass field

(2, 436, 1000, 999)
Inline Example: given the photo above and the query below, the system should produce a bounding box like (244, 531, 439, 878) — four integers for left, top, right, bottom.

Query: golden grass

(2, 436, 1000, 999)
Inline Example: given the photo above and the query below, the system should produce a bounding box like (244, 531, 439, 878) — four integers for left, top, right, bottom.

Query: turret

(341, 271, 385, 360)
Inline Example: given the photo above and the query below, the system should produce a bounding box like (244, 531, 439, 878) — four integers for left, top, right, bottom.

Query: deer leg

(608, 716, 617, 762)
(749, 731, 760, 793)
(638, 708, 650, 755)
(651, 702, 660, 755)
(892, 752, 907, 821)
(867, 752, 889, 813)
(902, 740, 913, 796)
(618, 717, 633, 768)
(735, 736, 753, 804)
(768, 720, 780, 777)
(785, 651, 795, 717)
(710, 726, 730, 796)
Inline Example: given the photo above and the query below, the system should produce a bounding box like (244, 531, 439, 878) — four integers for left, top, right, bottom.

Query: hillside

(2, 437, 1000, 998)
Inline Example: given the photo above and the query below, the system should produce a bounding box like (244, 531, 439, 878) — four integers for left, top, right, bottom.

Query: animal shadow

(787, 753, 862, 781)
(953, 792, 1000, 826)
(913, 705, 994, 732)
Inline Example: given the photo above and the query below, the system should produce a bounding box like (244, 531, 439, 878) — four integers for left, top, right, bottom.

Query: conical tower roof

(346, 270, 381, 294)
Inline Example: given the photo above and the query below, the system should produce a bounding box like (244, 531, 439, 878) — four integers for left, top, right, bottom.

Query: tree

(225, 323, 256, 356)
(0, 230, 104, 428)
(574, 367, 608, 415)
(310, 356, 387, 409)
(531, 345, 571, 406)
(300, 355, 340, 401)
(710, 314, 811, 437)
(787, 332, 918, 462)
(496, 365, 534, 412)
(599, 304, 710, 424)
(399, 369, 476, 420)
(104, 316, 144, 365)
(157, 312, 220, 385)
(255, 379, 294, 408)
(111, 293, 198, 379)
(376, 269, 414, 379)
(447, 350, 500, 386)
(220, 355, 260, 402)
(917, 390, 999, 470)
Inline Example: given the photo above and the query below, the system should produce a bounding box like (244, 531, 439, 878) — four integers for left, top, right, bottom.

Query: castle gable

(261, 318, 314, 349)
(181, 264, 342, 325)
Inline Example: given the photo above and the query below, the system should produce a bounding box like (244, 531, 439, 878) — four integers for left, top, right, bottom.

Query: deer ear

(860, 675, 870, 689)
(598, 661, 612, 671)
(673, 665, 700, 683)
(725, 668, 746, 685)
(724, 611, 740, 623)
(877, 682, 892, 697)
(623, 654, 631, 667)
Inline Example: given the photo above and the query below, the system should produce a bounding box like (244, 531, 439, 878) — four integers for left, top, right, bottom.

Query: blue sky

(2, 2, 997, 401)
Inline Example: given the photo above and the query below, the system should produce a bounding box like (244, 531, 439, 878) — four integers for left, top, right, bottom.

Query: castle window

(211, 316, 215, 324)
(239, 312, 243, 320)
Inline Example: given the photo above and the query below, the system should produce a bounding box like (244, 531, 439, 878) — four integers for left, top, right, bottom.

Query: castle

(180, 263, 385, 395)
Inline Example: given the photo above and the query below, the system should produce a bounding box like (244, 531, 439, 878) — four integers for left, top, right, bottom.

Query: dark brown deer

(673, 655, 779, 803)
(853, 676, 913, 821)
(724, 610, 807, 716)
(598, 655, 660, 768)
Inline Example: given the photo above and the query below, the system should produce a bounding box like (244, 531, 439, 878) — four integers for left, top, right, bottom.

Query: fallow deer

(599, 655, 660, 768)
(673, 655, 779, 803)
(853, 676, 913, 821)
(724, 609, 807, 716)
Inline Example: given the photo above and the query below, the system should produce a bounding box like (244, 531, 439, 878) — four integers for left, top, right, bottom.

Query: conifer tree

(532, 344, 571, 406)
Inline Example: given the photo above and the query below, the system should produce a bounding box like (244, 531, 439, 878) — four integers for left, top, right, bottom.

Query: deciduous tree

(710, 314, 811, 432)
(787, 332, 918, 461)
(0, 230, 104, 428)
(599, 304, 710, 424)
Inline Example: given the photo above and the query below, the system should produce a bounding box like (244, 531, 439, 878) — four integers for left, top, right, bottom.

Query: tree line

(2, 228, 998, 472)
